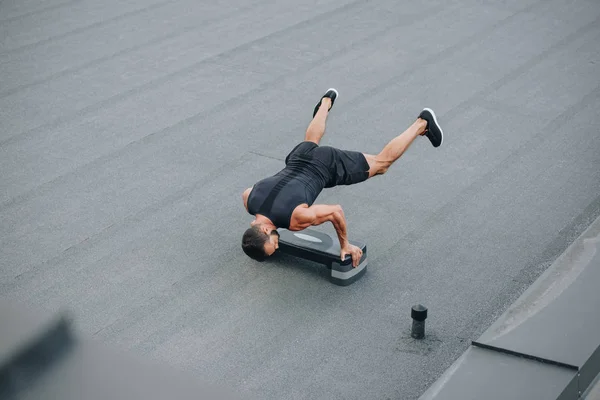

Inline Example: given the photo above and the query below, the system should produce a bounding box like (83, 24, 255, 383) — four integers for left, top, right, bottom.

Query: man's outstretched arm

(303, 204, 349, 248)
(292, 204, 363, 266)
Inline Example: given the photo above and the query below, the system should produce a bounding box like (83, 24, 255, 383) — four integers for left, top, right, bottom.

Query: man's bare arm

(292, 204, 363, 267)
(293, 204, 349, 248)
(242, 187, 252, 212)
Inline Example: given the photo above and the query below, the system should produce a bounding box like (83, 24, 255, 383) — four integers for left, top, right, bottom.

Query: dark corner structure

(419, 217, 600, 400)
(0, 302, 240, 400)
(277, 228, 367, 286)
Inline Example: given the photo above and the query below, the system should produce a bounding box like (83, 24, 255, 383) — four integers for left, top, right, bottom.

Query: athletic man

(242, 88, 444, 267)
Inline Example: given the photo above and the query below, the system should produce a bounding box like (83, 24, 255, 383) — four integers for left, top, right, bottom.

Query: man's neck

(253, 215, 277, 230)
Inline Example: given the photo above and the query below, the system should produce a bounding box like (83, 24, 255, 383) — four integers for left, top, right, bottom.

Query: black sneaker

(313, 88, 339, 118)
(419, 108, 444, 148)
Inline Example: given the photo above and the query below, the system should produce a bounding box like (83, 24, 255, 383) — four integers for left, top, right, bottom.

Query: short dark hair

(242, 225, 269, 261)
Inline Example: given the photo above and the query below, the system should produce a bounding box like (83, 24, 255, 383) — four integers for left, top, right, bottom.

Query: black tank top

(247, 151, 329, 228)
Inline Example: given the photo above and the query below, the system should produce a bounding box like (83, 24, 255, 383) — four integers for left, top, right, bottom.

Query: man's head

(241, 224, 280, 261)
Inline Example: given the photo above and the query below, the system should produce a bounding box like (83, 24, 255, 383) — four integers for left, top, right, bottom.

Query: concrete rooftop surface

(1, 0, 600, 398)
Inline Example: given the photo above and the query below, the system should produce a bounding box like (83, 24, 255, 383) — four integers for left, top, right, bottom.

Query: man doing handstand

(241, 88, 444, 267)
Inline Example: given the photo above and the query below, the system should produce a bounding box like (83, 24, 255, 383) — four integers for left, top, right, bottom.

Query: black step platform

(277, 228, 367, 286)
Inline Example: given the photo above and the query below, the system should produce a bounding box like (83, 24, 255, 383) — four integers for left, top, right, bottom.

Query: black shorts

(285, 141, 370, 187)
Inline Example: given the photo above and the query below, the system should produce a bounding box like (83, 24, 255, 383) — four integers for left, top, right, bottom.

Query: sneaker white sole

(423, 107, 443, 147)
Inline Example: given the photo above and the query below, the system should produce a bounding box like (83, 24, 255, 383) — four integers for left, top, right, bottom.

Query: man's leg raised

(364, 108, 444, 177)
(364, 118, 426, 178)
(305, 97, 331, 144)
(305, 88, 338, 144)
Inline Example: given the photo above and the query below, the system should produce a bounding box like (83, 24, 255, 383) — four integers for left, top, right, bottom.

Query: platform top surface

(278, 228, 365, 256)
(1, 0, 600, 398)
(279, 228, 337, 254)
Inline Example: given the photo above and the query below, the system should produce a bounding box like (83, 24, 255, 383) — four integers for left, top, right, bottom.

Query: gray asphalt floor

(1, 0, 600, 399)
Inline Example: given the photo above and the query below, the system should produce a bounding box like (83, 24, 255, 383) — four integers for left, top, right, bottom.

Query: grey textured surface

(1, 0, 600, 399)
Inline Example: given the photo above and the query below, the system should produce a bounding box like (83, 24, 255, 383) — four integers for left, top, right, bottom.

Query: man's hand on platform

(341, 244, 363, 268)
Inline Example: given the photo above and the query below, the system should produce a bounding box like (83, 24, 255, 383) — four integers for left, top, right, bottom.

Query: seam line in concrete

(0, 0, 78, 24)
(0, 0, 369, 146)
(248, 151, 284, 162)
(441, 15, 600, 122)
(0, 0, 274, 98)
(0, 0, 179, 56)
(5, 152, 252, 279)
